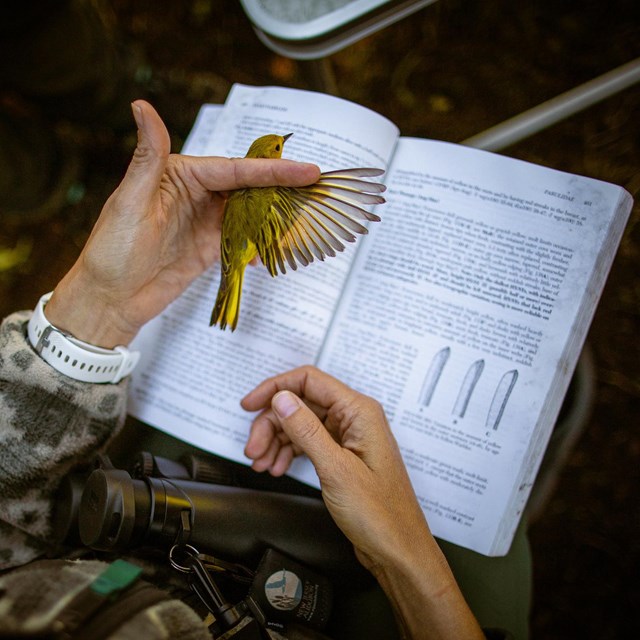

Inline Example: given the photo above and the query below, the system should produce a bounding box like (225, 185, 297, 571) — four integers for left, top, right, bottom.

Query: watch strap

(27, 292, 140, 384)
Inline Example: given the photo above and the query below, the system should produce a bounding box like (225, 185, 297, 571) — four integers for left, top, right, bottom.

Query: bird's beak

(283, 133, 293, 143)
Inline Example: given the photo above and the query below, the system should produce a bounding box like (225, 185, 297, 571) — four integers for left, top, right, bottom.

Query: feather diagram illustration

(419, 346, 450, 406)
(485, 369, 519, 430)
(452, 359, 485, 418)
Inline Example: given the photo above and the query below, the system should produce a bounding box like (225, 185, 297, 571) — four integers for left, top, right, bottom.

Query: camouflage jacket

(0, 311, 128, 570)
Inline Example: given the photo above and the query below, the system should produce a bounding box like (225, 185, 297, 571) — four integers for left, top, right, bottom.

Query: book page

(317, 137, 632, 555)
(199, 84, 399, 168)
(128, 86, 398, 477)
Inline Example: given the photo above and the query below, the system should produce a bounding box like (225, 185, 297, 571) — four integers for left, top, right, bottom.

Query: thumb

(119, 100, 171, 203)
(272, 391, 340, 477)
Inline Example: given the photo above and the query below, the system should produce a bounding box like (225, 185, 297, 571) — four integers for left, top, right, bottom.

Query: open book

(128, 84, 632, 556)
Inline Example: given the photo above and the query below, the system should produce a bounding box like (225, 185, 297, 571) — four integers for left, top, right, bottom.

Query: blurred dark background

(1, 1, 638, 637)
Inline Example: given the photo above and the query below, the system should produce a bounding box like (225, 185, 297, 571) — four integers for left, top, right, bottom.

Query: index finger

(241, 366, 358, 412)
(186, 156, 321, 191)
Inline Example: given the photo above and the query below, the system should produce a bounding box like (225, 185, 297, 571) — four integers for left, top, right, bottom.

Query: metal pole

(463, 58, 640, 151)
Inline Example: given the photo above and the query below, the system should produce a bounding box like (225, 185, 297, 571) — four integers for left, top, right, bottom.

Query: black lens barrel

(76, 469, 369, 582)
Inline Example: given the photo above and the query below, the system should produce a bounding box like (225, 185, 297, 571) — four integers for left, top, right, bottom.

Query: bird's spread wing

(257, 168, 386, 276)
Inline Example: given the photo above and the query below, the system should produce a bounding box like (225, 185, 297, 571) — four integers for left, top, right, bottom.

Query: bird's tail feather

(210, 270, 244, 331)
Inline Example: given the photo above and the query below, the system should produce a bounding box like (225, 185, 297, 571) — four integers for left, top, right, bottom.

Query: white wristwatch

(27, 292, 140, 384)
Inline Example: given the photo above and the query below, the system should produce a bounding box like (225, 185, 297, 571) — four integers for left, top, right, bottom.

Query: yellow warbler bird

(210, 133, 386, 330)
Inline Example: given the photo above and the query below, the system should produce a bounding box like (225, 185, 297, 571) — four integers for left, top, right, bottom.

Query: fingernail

(273, 391, 300, 418)
(131, 101, 144, 129)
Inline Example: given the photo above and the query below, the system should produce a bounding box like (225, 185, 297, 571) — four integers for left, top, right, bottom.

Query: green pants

(439, 518, 531, 639)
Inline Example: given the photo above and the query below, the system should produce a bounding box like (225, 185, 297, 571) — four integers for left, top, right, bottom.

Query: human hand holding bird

(211, 133, 386, 330)
(44, 101, 320, 349)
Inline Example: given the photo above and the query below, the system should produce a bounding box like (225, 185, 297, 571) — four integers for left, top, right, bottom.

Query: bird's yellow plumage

(210, 133, 385, 330)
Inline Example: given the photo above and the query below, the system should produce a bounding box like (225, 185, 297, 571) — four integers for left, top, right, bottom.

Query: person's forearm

(371, 534, 485, 640)
(46, 263, 138, 348)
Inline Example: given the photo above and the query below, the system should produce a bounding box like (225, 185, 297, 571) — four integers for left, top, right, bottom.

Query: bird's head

(245, 133, 292, 159)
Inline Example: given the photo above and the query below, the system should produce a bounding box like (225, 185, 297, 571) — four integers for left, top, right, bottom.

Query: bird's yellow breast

(227, 187, 276, 237)
(222, 186, 279, 269)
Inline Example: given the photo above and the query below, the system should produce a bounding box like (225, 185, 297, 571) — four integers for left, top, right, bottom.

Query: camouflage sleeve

(0, 311, 128, 570)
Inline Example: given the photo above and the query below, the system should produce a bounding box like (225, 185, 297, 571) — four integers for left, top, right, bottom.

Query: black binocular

(53, 451, 369, 584)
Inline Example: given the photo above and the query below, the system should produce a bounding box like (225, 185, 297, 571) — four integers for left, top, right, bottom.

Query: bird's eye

(275, 144, 281, 151)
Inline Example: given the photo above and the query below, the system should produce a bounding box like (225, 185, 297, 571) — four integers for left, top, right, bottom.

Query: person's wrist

(366, 525, 449, 587)
(46, 268, 138, 348)
(368, 530, 462, 610)
(367, 526, 485, 639)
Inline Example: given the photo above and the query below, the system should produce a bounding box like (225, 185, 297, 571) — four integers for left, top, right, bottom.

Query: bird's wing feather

(256, 168, 385, 276)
